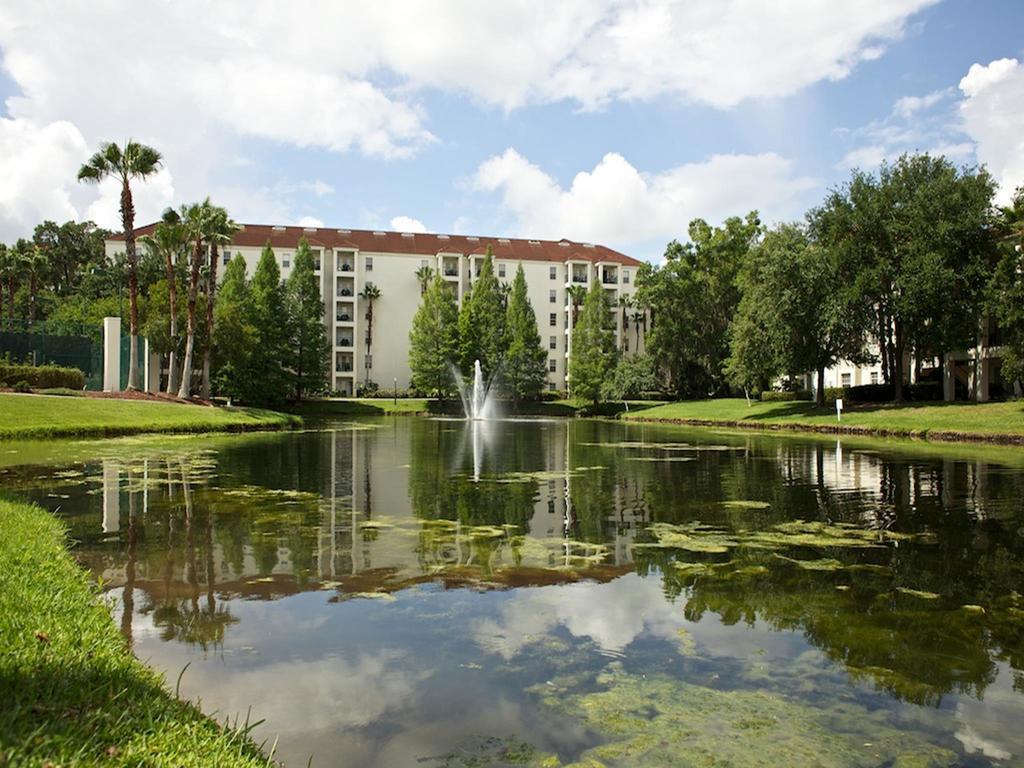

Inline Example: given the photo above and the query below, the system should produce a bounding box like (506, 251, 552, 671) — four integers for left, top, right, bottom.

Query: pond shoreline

(621, 414, 1024, 446)
(0, 499, 271, 766)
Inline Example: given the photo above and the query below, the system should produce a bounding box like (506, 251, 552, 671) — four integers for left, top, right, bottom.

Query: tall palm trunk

(28, 275, 37, 325)
(120, 178, 141, 391)
(165, 252, 179, 395)
(201, 242, 220, 400)
(364, 301, 374, 383)
(177, 239, 203, 399)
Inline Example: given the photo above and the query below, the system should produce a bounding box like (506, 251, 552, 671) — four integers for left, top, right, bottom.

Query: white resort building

(107, 224, 646, 396)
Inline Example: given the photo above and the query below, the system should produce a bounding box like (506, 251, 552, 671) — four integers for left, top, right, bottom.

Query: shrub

(843, 382, 943, 403)
(0, 363, 85, 390)
(356, 381, 380, 397)
(760, 390, 812, 402)
(12, 380, 31, 393)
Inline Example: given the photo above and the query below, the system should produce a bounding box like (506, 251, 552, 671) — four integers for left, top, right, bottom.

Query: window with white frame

(549, 359, 557, 372)
(870, 371, 879, 385)
(841, 373, 851, 387)
(549, 266, 557, 280)
(498, 263, 506, 277)
(282, 255, 291, 268)
(549, 289, 557, 303)
(365, 256, 373, 271)
(549, 313, 557, 327)
(623, 271, 630, 284)
(549, 336, 557, 350)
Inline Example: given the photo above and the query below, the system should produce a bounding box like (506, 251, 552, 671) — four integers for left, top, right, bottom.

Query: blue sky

(0, 1, 1022, 260)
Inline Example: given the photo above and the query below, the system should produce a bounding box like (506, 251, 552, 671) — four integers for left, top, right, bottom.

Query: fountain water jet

(453, 359, 497, 420)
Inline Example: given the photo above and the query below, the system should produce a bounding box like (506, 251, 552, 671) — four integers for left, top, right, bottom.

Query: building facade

(108, 224, 646, 395)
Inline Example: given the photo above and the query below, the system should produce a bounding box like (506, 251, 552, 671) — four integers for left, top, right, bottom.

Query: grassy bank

(622, 398, 1024, 444)
(290, 397, 663, 418)
(0, 393, 300, 440)
(0, 499, 272, 766)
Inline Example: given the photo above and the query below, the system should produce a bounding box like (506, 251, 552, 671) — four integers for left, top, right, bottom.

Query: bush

(0, 363, 85, 390)
(356, 381, 380, 397)
(760, 390, 812, 402)
(12, 380, 31, 393)
(843, 382, 943, 403)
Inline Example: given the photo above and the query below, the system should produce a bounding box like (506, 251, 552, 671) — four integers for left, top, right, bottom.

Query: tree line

(0, 139, 328, 404)
(636, 153, 1024, 404)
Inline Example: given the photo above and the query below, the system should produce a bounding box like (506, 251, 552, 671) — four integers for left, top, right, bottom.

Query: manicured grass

(0, 499, 273, 766)
(622, 398, 1024, 443)
(0, 393, 301, 440)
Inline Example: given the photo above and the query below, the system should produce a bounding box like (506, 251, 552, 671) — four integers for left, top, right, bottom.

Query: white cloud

(474, 148, 817, 256)
(389, 216, 429, 233)
(958, 58, 1024, 203)
(302, 180, 335, 198)
(836, 144, 888, 170)
(0, 117, 87, 240)
(892, 89, 947, 118)
(296, 215, 326, 228)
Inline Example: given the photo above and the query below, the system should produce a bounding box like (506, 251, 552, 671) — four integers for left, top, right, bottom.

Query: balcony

(338, 262, 353, 272)
(337, 338, 353, 347)
(571, 273, 588, 284)
(601, 271, 618, 285)
(336, 311, 352, 322)
(443, 267, 458, 277)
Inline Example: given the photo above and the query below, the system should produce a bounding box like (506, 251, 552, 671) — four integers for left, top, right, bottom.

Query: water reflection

(3, 419, 1024, 766)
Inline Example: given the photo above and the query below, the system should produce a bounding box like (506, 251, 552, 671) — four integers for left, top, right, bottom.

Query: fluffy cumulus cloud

(389, 216, 430, 233)
(474, 148, 818, 256)
(0, 1, 936, 238)
(958, 58, 1024, 203)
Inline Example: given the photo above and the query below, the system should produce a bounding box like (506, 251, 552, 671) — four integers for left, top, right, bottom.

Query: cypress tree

(286, 237, 330, 400)
(247, 242, 290, 404)
(569, 281, 615, 405)
(457, 246, 506, 380)
(504, 264, 547, 402)
(409, 271, 460, 396)
(212, 254, 256, 401)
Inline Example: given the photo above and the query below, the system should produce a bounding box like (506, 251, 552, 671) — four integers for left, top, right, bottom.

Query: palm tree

(631, 304, 647, 353)
(0, 245, 17, 329)
(359, 282, 382, 383)
(618, 295, 634, 351)
(77, 140, 162, 390)
(177, 199, 214, 399)
(415, 265, 434, 295)
(201, 206, 240, 400)
(997, 189, 1024, 251)
(567, 284, 586, 327)
(140, 209, 189, 394)
(22, 243, 50, 326)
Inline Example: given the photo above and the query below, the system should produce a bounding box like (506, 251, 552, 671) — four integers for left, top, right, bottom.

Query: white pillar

(144, 339, 161, 394)
(102, 460, 120, 533)
(103, 317, 121, 393)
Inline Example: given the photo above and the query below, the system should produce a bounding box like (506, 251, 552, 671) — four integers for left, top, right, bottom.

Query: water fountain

(454, 359, 496, 420)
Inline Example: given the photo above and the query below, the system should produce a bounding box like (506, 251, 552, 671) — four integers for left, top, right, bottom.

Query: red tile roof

(112, 223, 643, 266)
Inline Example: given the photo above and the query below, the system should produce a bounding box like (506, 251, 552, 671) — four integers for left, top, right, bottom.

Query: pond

(3, 417, 1024, 767)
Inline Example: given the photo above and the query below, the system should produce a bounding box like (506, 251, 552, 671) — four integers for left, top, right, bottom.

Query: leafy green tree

(201, 206, 240, 399)
(569, 281, 615, 404)
(988, 186, 1024, 388)
(0, 244, 13, 328)
(213, 255, 257, 401)
(32, 220, 109, 296)
(457, 246, 506, 380)
(286, 237, 329, 400)
(637, 212, 761, 398)
(504, 264, 547, 402)
(77, 140, 162, 390)
(727, 223, 870, 405)
(246, 243, 290, 404)
(140, 210, 188, 394)
(601, 353, 659, 400)
(409, 271, 460, 396)
(414, 264, 433, 295)
(811, 154, 997, 400)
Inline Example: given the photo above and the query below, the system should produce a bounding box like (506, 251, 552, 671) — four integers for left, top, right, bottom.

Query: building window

(365, 256, 373, 271)
(549, 359, 557, 372)
(222, 251, 230, 265)
(549, 289, 557, 303)
(549, 313, 557, 327)
(312, 250, 321, 271)
(549, 266, 557, 280)
(870, 371, 879, 385)
(549, 336, 557, 350)
(282, 257, 290, 268)
(549, 380, 557, 391)
(623, 271, 630, 285)
(498, 263, 506, 277)
(841, 373, 851, 387)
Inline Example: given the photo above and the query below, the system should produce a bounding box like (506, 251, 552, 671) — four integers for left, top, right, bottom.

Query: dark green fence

(0, 320, 103, 390)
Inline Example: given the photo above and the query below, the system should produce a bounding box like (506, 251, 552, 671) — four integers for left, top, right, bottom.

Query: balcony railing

(443, 268, 458, 277)
(571, 274, 587, 283)
(336, 313, 351, 322)
(338, 338, 353, 347)
(602, 275, 617, 284)
(339, 263, 353, 272)
(335, 365, 353, 372)
(338, 288, 353, 297)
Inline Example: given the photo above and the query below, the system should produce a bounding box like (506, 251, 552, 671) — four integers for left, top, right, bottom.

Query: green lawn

(0, 499, 272, 766)
(0, 393, 300, 440)
(622, 398, 1024, 442)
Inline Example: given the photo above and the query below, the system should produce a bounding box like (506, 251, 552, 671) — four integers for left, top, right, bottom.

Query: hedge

(0, 362, 85, 390)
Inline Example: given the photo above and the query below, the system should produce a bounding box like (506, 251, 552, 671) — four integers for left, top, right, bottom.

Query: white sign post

(835, 398, 844, 422)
